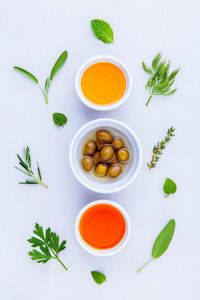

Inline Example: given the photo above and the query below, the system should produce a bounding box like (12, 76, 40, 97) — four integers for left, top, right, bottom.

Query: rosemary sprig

(15, 146, 48, 188)
(28, 223, 68, 271)
(13, 50, 68, 104)
(147, 127, 175, 170)
(142, 53, 180, 106)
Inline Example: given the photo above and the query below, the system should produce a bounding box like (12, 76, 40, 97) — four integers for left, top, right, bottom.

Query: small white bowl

(69, 118, 142, 194)
(75, 55, 132, 111)
(75, 199, 131, 256)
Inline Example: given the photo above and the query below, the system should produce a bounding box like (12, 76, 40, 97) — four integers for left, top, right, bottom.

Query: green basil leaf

(91, 19, 114, 43)
(50, 51, 68, 81)
(13, 66, 38, 84)
(152, 219, 175, 259)
(53, 113, 67, 127)
(91, 271, 106, 284)
(163, 178, 177, 196)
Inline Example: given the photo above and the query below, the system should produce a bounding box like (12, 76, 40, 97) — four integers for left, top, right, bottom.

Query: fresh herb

(147, 127, 175, 170)
(142, 53, 180, 106)
(91, 19, 114, 43)
(15, 146, 48, 188)
(137, 219, 175, 273)
(91, 271, 106, 284)
(13, 50, 68, 104)
(163, 178, 177, 197)
(28, 223, 68, 271)
(53, 112, 68, 127)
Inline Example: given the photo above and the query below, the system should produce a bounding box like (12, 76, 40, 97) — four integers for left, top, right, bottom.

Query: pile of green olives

(81, 129, 130, 179)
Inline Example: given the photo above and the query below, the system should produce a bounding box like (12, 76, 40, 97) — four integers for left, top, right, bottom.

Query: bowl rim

(69, 118, 142, 194)
(75, 55, 132, 111)
(75, 199, 131, 256)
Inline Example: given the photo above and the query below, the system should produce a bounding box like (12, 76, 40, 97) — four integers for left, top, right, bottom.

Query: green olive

(93, 151, 101, 164)
(95, 163, 108, 177)
(117, 148, 130, 163)
(81, 156, 94, 171)
(109, 153, 118, 165)
(100, 145, 114, 162)
(112, 137, 125, 150)
(83, 141, 96, 155)
(107, 164, 122, 178)
(96, 141, 105, 150)
(96, 130, 113, 143)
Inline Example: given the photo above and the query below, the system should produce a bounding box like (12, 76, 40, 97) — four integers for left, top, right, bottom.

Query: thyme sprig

(147, 127, 175, 170)
(142, 53, 180, 106)
(15, 146, 48, 188)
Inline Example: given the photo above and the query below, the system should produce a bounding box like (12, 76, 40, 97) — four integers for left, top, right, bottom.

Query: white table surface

(1, 0, 200, 299)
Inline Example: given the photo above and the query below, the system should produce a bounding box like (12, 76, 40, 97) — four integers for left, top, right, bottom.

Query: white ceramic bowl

(75, 199, 131, 256)
(75, 55, 132, 111)
(69, 118, 142, 194)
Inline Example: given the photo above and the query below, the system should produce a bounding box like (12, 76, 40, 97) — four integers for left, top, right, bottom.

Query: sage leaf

(50, 50, 68, 81)
(91, 19, 114, 43)
(91, 271, 106, 284)
(53, 113, 67, 127)
(13, 66, 38, 84)
(137, 219, 175, 273)
(163, 178, 177, 197)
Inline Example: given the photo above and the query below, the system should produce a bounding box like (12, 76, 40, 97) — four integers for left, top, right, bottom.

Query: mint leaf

(53, 113, 67, 127)
(163, 178, 177, 197)
(91, 271, 106, 284)
(91, 19, 114, 43)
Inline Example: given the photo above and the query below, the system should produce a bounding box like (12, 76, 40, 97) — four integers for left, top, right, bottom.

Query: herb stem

(137, 258, 153, 273)
(146, 94, 153, 106)
(29, 169, 48, 189)
(56, 256, 68, 271)
(39, 85, 48, 104)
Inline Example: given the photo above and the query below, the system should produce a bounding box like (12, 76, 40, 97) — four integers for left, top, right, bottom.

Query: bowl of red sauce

(75, 200, 131, 256)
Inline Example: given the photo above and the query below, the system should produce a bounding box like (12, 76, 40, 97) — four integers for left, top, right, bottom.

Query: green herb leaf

(16, 147, 48, 188)
(50, 51, 68, 81)
(163, 178, 177, 197)
(152, 219, 175, 258)
(137, 219, 176, 273)
(13, 66, 38, 84)
(53, 113, 67, 127)
(142, 53, 180, 106)
(91, 19, 114, 43)
(91, 271, 106, 284)
(28, 223, 68, 271)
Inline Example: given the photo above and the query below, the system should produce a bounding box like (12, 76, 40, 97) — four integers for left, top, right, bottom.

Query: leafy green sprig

(147, 127, 175, 170)
(142, 53, 180, 106)
(28, 223, 68, 271)
(14, 50, 68, 104)
(15, 146, 48, 188)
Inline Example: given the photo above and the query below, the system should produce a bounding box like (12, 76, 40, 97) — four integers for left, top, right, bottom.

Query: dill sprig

(147, 127, 175, 170)
(142, 53, 180, 106)
(15, 146, 48, 188)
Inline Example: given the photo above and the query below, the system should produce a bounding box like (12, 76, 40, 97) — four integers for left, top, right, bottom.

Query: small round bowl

(75, 199, 131, 256)
(69, 118, 142, 194)
(75, 55, 132, 111)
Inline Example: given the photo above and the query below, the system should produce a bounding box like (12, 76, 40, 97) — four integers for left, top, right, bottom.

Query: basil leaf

(53, 113, 67, 127)
(152, 219, 175, 259)
(91, 19, 114, 43)
(163, 178, 177, 196)
(91, 271, 106, 284)
(13, 66, 38, 84)
(50, 50, 68, 81)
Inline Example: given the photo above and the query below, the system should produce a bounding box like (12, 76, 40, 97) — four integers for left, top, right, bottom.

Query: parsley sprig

(15, 146, 48, 188)
(28, 223, 68, 271)
(147, 127, 175, 170)
(142, 53, 180, 106)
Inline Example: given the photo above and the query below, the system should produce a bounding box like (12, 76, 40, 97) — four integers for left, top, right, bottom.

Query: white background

(0, 0, 200, 299)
